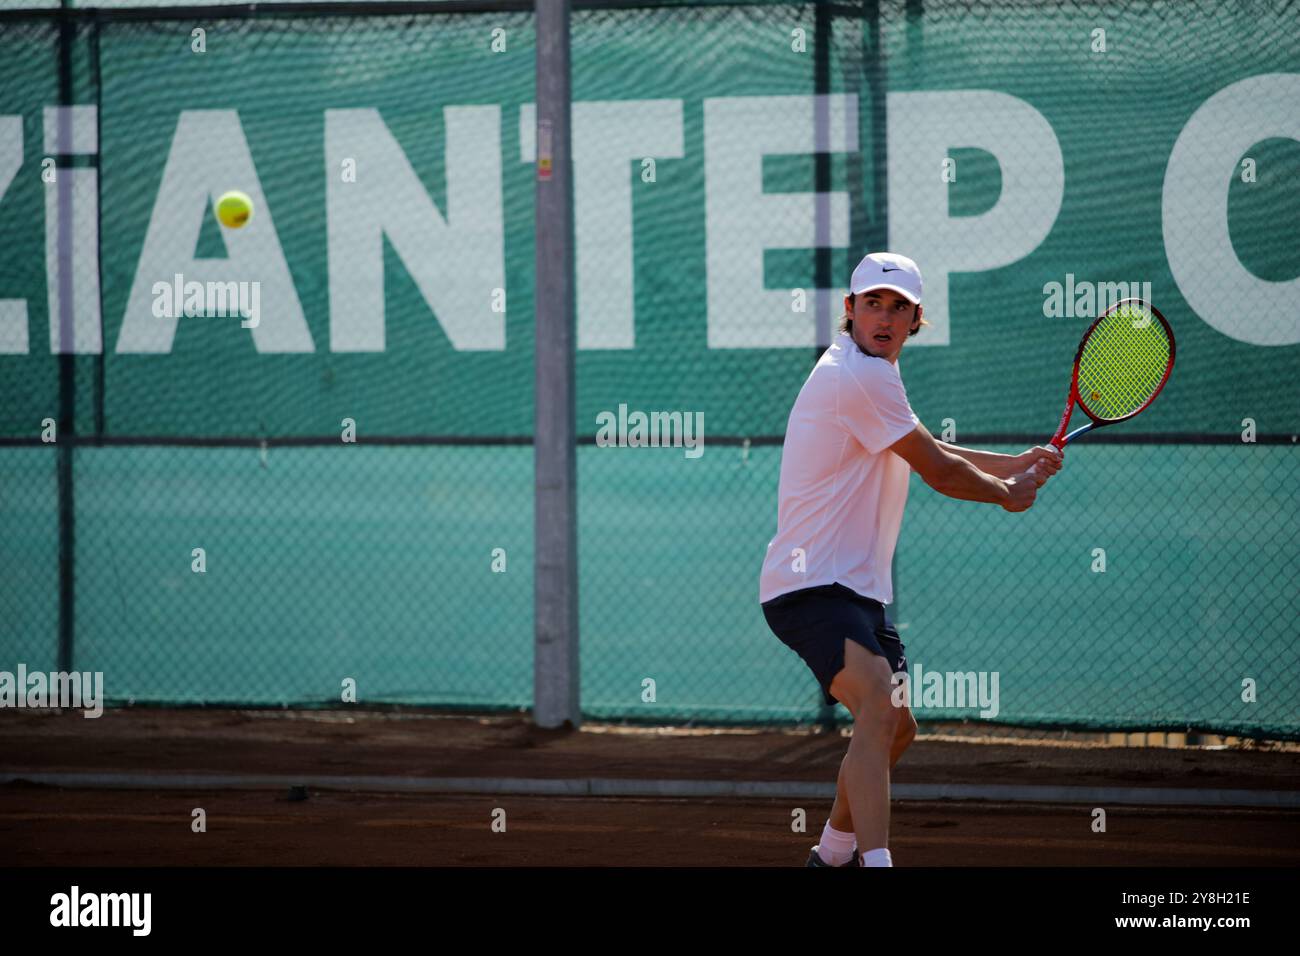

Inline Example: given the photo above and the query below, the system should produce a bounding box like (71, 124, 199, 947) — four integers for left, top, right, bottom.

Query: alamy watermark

(151, 273, 261, 328)
(595, 403, 704, 459)
(0, 664, 103, 718)
(50, 886, 150, 935)
(1042, 274, 1152, 319)
(891, 663, 1000, 719)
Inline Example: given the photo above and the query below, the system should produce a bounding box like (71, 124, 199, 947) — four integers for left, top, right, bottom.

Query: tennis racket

(1038, 298, 1175, 457)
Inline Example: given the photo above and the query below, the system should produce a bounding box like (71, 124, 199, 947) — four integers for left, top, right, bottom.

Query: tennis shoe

(805, 845, 859, 867)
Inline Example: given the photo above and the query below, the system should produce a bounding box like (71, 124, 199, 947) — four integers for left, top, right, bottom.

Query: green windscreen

(0, 0, 1296, 738)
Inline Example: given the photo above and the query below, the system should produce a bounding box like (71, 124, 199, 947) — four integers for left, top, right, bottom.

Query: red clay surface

(2, 708, 1298, 866)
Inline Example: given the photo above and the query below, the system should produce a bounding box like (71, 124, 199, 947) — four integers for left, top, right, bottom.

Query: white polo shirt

(759, 331, 920, 605)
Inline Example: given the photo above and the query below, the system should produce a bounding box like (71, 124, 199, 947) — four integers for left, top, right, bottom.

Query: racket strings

(1081, 328, 1167, 417)
(1080, 314, 1168, 417)
(1077, 304, 1171, 420)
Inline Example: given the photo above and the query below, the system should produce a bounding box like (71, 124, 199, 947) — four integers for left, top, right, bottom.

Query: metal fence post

(533, 0, 579, 729)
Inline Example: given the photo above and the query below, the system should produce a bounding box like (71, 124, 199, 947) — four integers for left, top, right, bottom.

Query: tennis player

(759, 252, 1063, 867)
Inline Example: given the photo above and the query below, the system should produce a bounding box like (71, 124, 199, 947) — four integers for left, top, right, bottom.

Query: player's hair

(839, 292, 929, 337)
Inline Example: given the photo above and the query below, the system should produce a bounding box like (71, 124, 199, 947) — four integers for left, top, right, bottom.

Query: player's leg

(891, 704, 918, 767)
(828, 752, 853, 832)
(827, 702, 916, 838)
(814, 756, 858, 866)
(828, 639, 903, 860)
(828, 691, 916, 845)
(761, 586, 901, 865)
(876, 618, 917, 769)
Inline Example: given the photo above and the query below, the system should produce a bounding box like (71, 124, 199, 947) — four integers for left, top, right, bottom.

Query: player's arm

(888, 424, 1038, 512)
(936, 441, 1062, 481)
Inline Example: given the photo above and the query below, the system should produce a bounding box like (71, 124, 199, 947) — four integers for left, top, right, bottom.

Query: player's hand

(1001, 472, 1039, 512)
(1020, 445, 1063, 485)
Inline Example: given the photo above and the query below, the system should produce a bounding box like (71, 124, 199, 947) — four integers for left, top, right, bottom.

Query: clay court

(3, 708, 1297, 867)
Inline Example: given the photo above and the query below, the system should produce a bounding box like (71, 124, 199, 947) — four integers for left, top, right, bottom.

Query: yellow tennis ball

(215, 190, 253, 229)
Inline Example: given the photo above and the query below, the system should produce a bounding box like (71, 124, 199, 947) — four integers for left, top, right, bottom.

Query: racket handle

(1027, 438, 1065, 479)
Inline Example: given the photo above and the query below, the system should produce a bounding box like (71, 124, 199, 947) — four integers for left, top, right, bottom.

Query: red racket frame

(1046, 298, 1176, 450)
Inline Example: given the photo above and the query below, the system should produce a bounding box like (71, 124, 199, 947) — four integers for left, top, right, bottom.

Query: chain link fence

(0, 0, 1296, 737)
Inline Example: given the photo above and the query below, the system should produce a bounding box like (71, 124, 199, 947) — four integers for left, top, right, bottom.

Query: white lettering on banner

(0, 89, 1291, 355)
(887, 90, 1065, 346)
(1163, 73, 1300, 347)
(519, 100, 686, 349)
(116, 110, 311, 353)
(0, 115, 28, 353)
(326, 106, 505, 352)
(703, 94, 857, 349)
(43, 106, 102, 355)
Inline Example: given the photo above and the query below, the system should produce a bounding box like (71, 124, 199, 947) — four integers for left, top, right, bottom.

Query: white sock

(816, 821, 857, 866)
(859, 847, 893, 867)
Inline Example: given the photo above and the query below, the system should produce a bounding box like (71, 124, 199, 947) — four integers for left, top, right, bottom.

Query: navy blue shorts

(761, 583, 908, 708)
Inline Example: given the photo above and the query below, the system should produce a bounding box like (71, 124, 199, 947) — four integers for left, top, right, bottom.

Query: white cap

(849, 252, 922, 304)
